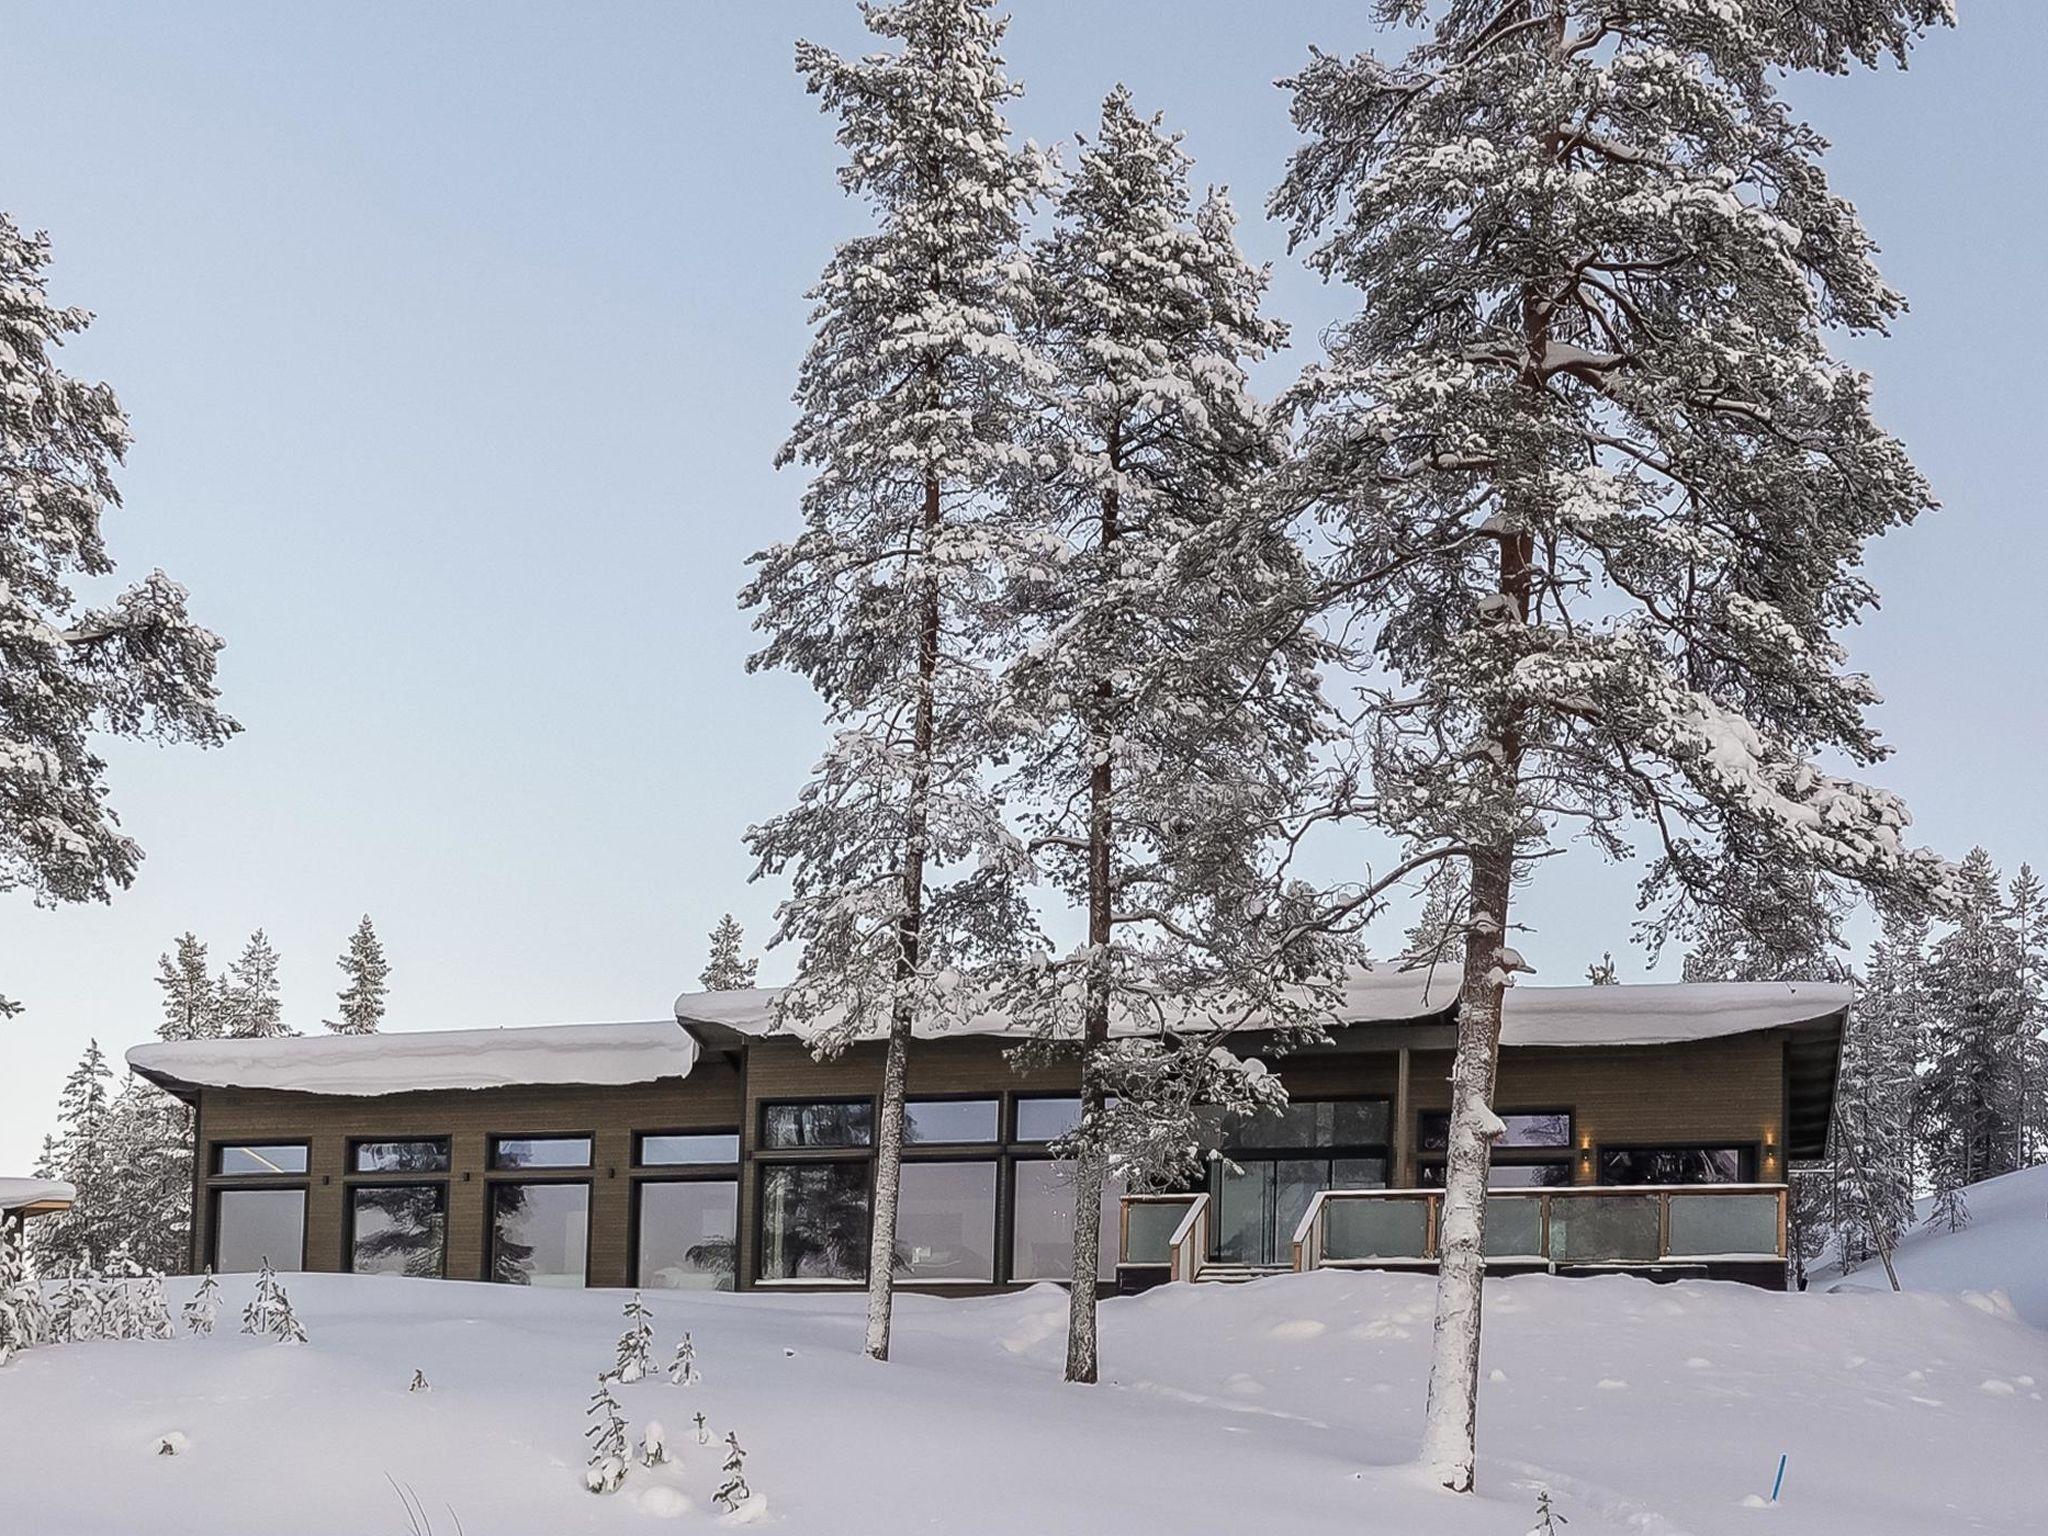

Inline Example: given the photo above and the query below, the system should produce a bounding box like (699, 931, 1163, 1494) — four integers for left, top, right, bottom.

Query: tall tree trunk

(1420, 1, 1562, 1488)
(1066, 421, 1121, 1385)
(865, 464, 943, 1363)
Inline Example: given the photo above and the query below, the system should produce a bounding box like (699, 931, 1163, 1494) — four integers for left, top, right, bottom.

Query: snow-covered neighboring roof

(674, 968, 1851, 1050)
(0, 1176, 76, 1212)
(126, 1021, 699, 1098)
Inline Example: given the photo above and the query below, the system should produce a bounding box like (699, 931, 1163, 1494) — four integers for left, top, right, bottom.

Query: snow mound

(1813, 1164, 2048, 1326)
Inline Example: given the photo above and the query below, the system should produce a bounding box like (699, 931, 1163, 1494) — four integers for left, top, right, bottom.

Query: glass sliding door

(1209, 1100, 1390, 1266)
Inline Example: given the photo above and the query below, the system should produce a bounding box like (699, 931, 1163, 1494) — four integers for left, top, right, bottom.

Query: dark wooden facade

(168, 1016, 1829, 1290)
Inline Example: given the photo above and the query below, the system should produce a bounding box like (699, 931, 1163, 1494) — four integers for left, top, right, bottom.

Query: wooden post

(1393, 1046, 1413, 1187)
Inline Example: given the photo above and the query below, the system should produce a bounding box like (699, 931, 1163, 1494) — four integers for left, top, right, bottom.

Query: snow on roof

(126, 1021, 699, 1098)
(0, 1177, 76, 1212)
(674, 968, 1850, 1050)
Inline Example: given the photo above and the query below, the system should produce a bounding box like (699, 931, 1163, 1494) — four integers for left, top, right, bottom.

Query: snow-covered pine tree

(713, 1432, 751, 1513)
(1584, 953, 1618, 986)
(1832, 914, 1922, 1271)
(614, 1291, 655, 1382)
(155, 933, 220, 1040)
(639, 1419, 669, 1467)
(698, 914, 758, 991)
(1398, 866, 1469, 979)
(182, 1268, 221, 1335)
(2007, 864, 2047, 1167)
(1272, 0, 1955, 1490)
(224, 930, 290, 1038)
(325, 915, 389, 1035)
(583, 1374, 629, 1493)
(0, 212, 238, 1019)
(1920, 847, 2023, 1226)
(997, 85, 1344, 1385)
(268, 1281, 307, 1344)
(30, 1041, 116, 1274)
(744, 0, 1047, 1363)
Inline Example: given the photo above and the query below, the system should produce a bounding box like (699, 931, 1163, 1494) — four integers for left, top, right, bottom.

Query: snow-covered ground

(4, 1262, 2045, 1535)
(1815, 1163, 2048, 1327)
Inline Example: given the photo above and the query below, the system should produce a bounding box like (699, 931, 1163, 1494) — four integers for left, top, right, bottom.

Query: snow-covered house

(125, 972, 1847, 1293)
(0, 1177, 76, 1234)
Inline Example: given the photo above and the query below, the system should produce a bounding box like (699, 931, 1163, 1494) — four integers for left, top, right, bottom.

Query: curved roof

(0, 1177, 76, 1214)
(127, 1020, 698, 1098)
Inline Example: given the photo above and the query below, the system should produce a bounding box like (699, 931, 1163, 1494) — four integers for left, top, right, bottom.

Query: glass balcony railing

(1290, 1184, 1787, 1275)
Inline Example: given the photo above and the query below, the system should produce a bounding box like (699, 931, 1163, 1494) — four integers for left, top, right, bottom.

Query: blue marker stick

(1770, 1454, 1788, 1504)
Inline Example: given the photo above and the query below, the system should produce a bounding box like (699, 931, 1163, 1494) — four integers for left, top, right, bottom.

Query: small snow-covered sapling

(693, 1412, 709, 1445)
(668, 1331, 699, 1386)
(583, 1374, 630, 1494)
(713, 1432, 750, 1514)
(183, 1269, 221, 1336)
(137, 1272, 176, 1341)
(241, 1257, 282, 1337)
(640, 1418, 669, 1467)
(1528, 1488, 1568, 1535)
(409, 1369, 430, 1393)
(615, 1291, 655, 1382)
(269, 1285, 309, 1345)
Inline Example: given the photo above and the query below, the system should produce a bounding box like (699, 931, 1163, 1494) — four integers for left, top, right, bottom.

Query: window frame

(757, 1097, 878, 1153)
(1417, 1105, 1577, 1189)
(633, 1128, 743, 1169)
(891, 1155, 1002, 1286)
(485, 1176, 595, 1286)
(902, 1094, 1003, 1148)
(753, 1155, 876, 1287)
(210, 1183, 311, 1273)
(343, 1180, 451, 1279)
(1005, 1152, 1123, 1285)
(1593, 1141, 1760, 1187)
(347, 1136, 453, 1177)
(210, 1140, 311, 1178)
(486, 1132, 595, 1172)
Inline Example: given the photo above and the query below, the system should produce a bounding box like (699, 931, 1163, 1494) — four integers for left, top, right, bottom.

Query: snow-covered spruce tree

(182, 1268, 221, 1335)
(744, 0, 1046, 1363)
(698, 914, 759, 991)
(100, 1075, 192, 1274)
(583, 1375, 629, 1494)
(0, 1216, 47, 1364)
(241, 1256, 283, 1336)
(1920, 847, 2023, 1226)
(996, 86, 1343, 1384)
(30, 1041, 116, 1274)
(1273, 1, 1955, 1490)
(713, 1432, 751, 1514)
(614, 1291, 655, 1382)
(1584, 952, 1618, 985)
(667, 1331, 699, 1386)
(325, 915, 389, 1034)
(155, 933, 220, 1040)
(1833, 913, 1922, 1270)
(224, 930, 289, 1038)
(0, 214, 237, 1018)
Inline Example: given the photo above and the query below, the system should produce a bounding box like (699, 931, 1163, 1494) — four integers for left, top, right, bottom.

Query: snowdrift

(3, 1267, 2043, 1535)
(1815, 1162, 2048, 1327)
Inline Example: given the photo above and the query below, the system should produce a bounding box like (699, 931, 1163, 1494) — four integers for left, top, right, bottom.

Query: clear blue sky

(3, 2, 2040, 1169)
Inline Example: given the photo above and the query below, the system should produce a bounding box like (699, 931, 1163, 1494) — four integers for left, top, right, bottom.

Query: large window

(215, 1143, 308, 1176)
(214, 1188, 306, 1272)
(1014, 1096, 1084, 1144)
(758, 1162, 870, 1281)
(348, 1185, 447, 1277)
(1419, 1111, 1571, 1152)
(491, 1136, 591, 1170)
(1010, 1159, 1123, 1282)
(1598, 1146, 1754, 1186)
(636, 1180, 738, 1290)
(353, 1139, 450, 1174)
(490, 1182, 590, 1285)
(1418, 1109, 1574, 1191)
(895, 1161, 996, 1281)
(1419, 1161, 1572, 1189)
(762, 1101, 873, 1150)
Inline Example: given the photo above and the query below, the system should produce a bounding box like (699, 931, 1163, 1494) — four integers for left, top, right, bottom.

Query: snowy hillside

(3, 1269, 2044, 1535)
(1816, 1163, 2048, 1327)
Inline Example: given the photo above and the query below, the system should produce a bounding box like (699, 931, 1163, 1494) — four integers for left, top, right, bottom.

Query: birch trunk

(864, 464, 943, 1363)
